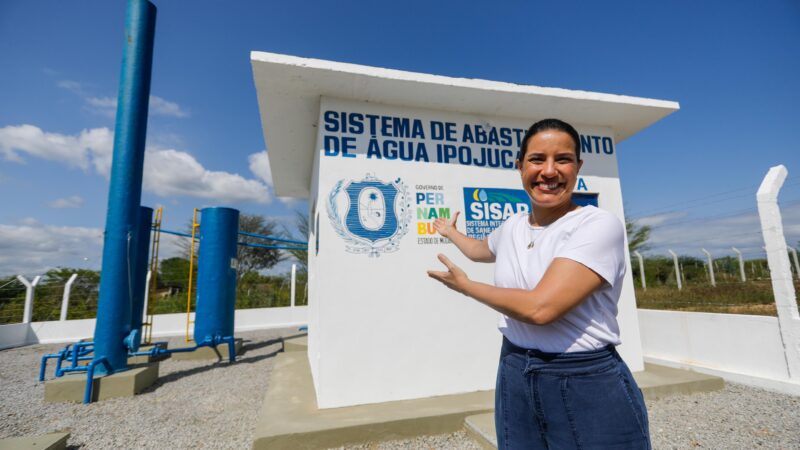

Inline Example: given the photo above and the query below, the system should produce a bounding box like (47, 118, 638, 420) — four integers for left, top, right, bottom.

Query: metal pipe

(194, 207, 239, 346)
(59, 274, 79, 321)
(237, 231, 306, 245)
(732, 247, 746, 282)
(633, 251, 646, 290)
(130, 207, 153, 344)
(142, 269, 151, 325)
(93, 0, 157, 375)
(238, 241, 307, 251)
(668, 250, 682, 290)
(701, 248, 716, 287)
(17, 275, 41, 324)
(291, 264, 297, 307)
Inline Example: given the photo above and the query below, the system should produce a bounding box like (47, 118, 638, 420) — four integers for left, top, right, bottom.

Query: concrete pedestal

(0, 432, 70, 450)
(44, 363, 159, 403)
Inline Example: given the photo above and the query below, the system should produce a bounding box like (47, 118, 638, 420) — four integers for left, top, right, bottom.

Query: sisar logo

(328, 173, 412, 257)
(463, 187, 530, 239)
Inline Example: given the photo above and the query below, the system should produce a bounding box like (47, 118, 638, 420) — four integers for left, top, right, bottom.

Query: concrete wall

(0, 306, 307, 349)
(0, 322, 31, 350)
(638, 309, 790, 381)
(309, 97, 644, 409)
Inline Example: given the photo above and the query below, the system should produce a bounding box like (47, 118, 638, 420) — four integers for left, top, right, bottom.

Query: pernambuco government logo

(327, 173, 412, 257)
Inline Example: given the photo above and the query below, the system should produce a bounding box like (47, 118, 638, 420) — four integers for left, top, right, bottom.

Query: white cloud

(48, 195, 84, 209)
(248, 151, 272, 186)
(636, 211, 687, 227)
(84, 95, 189, 118)
(248, 151, 298, 206)
(0, 124, 272, 204)
(144, 148, 271, 203)
(0, 223, 104, 277)
(149, 96, 189, 118)
(640, 204, 800, 259)
(56, 79, 85, 95)
(0, 124, 112, 170)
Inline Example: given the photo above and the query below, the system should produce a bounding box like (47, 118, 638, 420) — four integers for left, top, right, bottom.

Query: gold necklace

(527, 226, 545, 250)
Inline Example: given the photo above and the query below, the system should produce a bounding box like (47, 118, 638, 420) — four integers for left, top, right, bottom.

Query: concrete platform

(636, 362, 725, 400)
(44, 363, 159, 403)
(169, 338, 243, 361)
(464, 413, 497, 450)
(251, 352, 494, 449)
(253, 352, 724, 449)
(282, 334, 308, 352)
(0, 432, 70, 450)
(463, 363, 725, 448)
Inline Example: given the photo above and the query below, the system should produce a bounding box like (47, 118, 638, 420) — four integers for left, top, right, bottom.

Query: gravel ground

(2, 333, 799, 449)
(0, 329, 290, 449)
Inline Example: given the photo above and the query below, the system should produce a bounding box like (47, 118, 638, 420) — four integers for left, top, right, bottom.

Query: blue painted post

(93, 0, 157, 374)
(194, 208, 240, 345)
(130, 206, 153, 343)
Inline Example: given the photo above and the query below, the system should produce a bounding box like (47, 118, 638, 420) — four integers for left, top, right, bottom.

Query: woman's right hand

(433, 211, 460, 238)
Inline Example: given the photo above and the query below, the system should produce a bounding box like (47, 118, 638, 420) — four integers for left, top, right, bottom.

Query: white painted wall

(638, 309, 790, 381)
(309, 97, 644, 409)
(0, 306, 307, 348)
(0, 322, 32, 350)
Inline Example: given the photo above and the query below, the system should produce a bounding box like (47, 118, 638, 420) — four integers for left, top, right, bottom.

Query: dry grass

(634, 280, 799, 316)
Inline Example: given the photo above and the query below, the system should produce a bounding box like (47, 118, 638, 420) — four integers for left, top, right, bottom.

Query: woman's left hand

(427, 254, 470, 295)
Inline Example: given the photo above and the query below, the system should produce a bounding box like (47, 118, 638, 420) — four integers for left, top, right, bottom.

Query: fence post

(59, 273, 79, 321)
(789, 247, 800, 280)
(633, 251, 646, 290)
(667, 250, 682, 290)
(731, 247, 746, 282)
(701, 248, 716, 287)
(291, 264, 297, 308)
(17, 275, 41, 323)
(757, 164, 800, 380)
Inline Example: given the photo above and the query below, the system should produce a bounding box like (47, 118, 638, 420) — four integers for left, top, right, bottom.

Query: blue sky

(1, 0, 799, 276)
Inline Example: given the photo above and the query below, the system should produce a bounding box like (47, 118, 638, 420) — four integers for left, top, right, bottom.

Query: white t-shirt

(487, 205, 626, 352)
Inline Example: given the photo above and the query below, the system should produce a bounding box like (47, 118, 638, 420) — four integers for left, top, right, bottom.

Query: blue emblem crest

(328, 174, 411, 256)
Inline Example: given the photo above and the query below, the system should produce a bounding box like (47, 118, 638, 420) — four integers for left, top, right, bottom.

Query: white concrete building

(251, 52, 678, 408)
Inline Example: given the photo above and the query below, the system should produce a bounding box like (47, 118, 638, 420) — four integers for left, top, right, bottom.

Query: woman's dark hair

(517, 118, 581, 163)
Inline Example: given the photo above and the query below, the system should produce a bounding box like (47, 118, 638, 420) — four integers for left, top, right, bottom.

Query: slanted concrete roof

(251, 51, 679, 198)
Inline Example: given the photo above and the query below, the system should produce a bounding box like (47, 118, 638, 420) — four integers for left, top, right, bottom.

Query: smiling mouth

(534, 181, 564, 192)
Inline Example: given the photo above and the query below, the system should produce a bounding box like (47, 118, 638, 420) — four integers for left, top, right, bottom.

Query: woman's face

(517, 129, 583, 209)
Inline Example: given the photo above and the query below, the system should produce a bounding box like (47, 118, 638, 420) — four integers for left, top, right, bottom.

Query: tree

(236, 213, 286, 282)
(626, 219, 651, 254)
(159, 257, 193, 292)
(282, 211, 309, 273)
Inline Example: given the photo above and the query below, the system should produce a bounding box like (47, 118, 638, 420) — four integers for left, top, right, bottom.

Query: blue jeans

(495, 337, 651, 449)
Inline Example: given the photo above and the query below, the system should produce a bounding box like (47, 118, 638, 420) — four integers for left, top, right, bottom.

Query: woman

(428, 118, 650, 449)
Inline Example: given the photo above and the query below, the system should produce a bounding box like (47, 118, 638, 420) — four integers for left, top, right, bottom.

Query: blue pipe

(157, 227, 307, 251)
(84, 358, 112, 404)
(238, 231, 306, 246)
(93, 0, 157, 375)
(130, 206, 153, 346)
(154, 336, 236, 363)
(238, 242, 307, 251)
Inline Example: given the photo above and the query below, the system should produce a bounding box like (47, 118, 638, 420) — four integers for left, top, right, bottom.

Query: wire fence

(0, 267, 306, 325)
(630, 248, 799, 316)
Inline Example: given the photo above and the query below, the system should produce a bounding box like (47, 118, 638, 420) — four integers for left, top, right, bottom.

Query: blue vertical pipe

(194, 207, 239, 344)
(130, 206, 153, 343)
(93, 0, 157, 374)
